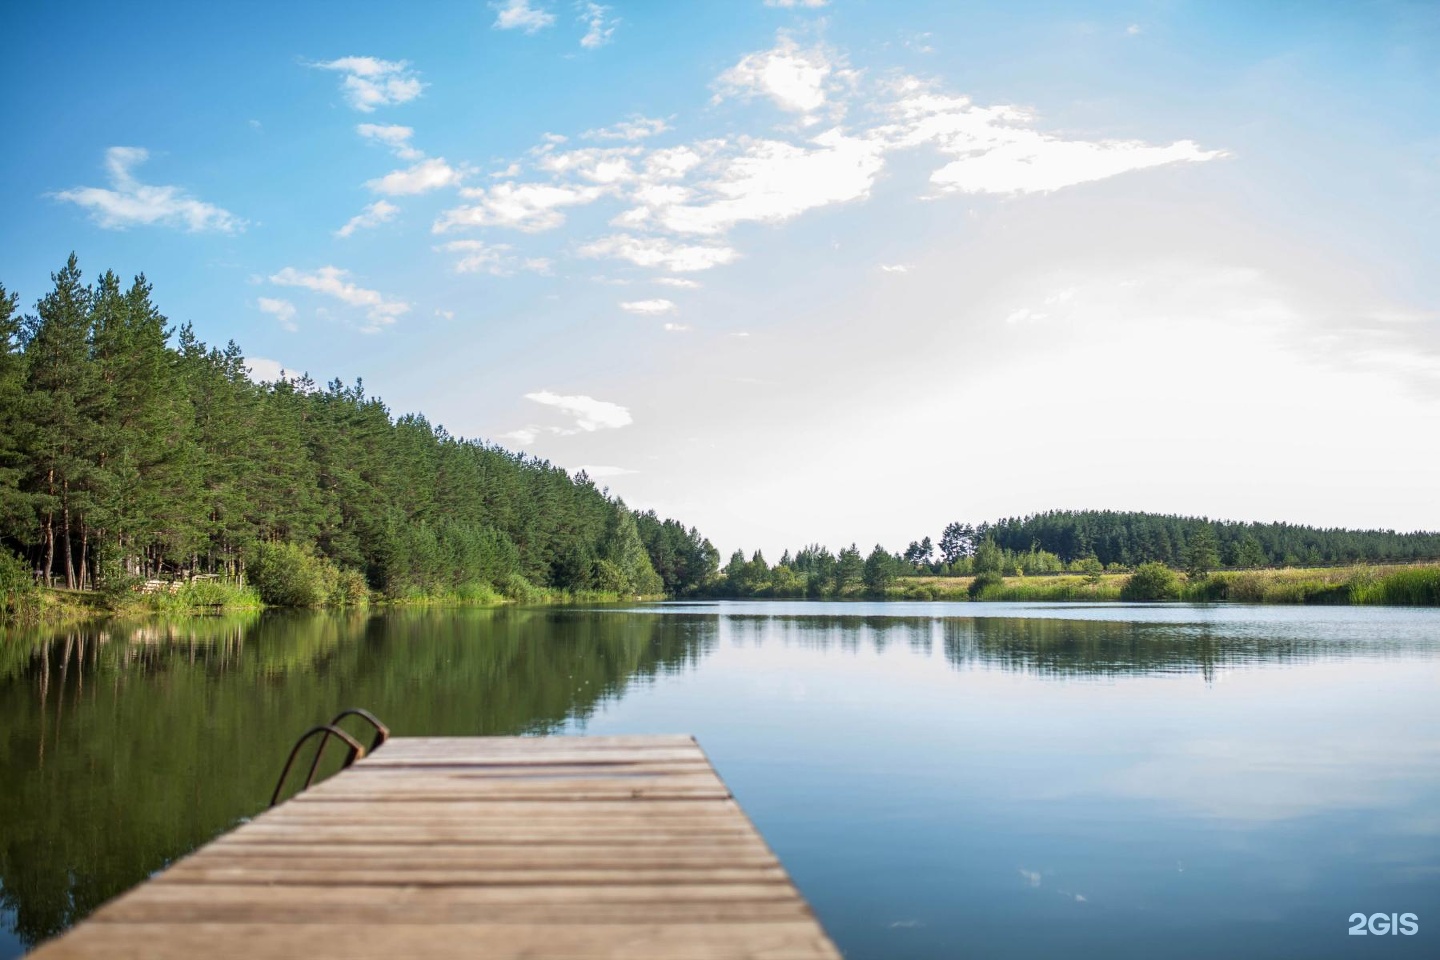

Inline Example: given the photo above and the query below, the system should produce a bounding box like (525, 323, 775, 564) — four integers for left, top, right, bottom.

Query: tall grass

(882, 563, 1440, 606)
(1181, 564, 1440, 605)
(136, 580, 263, 613)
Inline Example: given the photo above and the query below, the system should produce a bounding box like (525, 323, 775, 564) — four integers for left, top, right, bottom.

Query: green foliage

(633, 511, 718, 595)
(1072, 556, 1104, 584)
(136, 579, 263, 613)
(834, 545, 863, 592)
(1185, 525, 1220, 580)
(972, 538, 1005, 575)
(1373, 567, 1440, 605)
(862, 544, 901, 592)
(968, 570, 1004, 599)
(1121, 562, 1181, 601)
(0, 256, 710, 603)
(246, 542, 329, 607)
(1, 548, 35, 618)
(983, 509, 1440, 569)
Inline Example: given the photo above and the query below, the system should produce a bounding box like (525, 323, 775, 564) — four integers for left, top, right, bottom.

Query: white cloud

(524, 390, 632, 430)
(579, 2, 617, 48)
(434, 181, 604, 232)
(336, 200, 400, 237)
(579, 234, 739, 272)
(877, 80, 1226, 195)
(245, 357, 290, 384)
(714, 35, 836, 116)
(880, 263, 911, 273)
(436, 240, 552, 276)
(1127, 24, 1142, 36)
(311, 57, 424, 112)
(930, 135, 1222, 195)
(536, 146, 642, 185)
(500, 427, 540, 446)
(257, 297, 298, 332)
(583, 116, 669, 141)
(435, 308, 455, 320)
(356, 123, 423, 160)
(620, 298, 677, 315)
(492, 0, 555, 32)
(269, 266, 410, 332)
(53, 147, 244, 233)
(663, 322, 692, 332)
(638, 128, 886, 235)
(765, 0, 828, 6)
(366, 158, 466, 195)
(577, 464, 638, 478)
(428, 39, 1221, 285)
(655, 277, 700, 288)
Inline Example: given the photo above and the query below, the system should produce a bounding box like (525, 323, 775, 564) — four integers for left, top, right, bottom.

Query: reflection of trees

(941, 617, 1342, 681)
(0, 609, 713, 948)
(713, 611, 1420, 680)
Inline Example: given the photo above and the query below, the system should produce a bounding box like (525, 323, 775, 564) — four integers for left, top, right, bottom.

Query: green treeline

(981, 509, 1440, 569)
(709, 510, 1440, 602)
(0, 256, 717, 611)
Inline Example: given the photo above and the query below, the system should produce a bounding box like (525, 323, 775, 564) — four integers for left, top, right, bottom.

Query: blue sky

(3, 1, 1438, 554)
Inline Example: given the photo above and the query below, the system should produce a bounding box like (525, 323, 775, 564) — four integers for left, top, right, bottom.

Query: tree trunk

(41, 512, 54, 587)
(79, 524, 90, 591)
(61, 483, 75, 590)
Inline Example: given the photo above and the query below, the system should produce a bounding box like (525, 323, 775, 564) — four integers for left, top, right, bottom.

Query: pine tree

(0, 284, 27, 541)
(21, 255, 101, 587)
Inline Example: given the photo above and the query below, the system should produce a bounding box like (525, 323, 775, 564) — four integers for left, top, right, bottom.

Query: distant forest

(0, 255, 718, 600)
(711, 512, 1440, 599)
(980, 510, 1440, 569)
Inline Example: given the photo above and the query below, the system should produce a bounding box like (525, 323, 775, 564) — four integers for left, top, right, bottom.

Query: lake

(1, 601, 1437, 958)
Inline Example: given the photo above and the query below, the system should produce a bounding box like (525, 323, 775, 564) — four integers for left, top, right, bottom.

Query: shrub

(1, 549, 36, 617)
(332, 568, 371, 606)
(968, 571, 1004, 599)
(1121, 562, 1180, 601)
(1072, 556, 1104, 584)
(499, 573, 545, 604)
(247, 541, 328, 607)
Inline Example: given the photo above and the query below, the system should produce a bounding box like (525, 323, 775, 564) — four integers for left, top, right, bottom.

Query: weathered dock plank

(28, 735, 841, 960)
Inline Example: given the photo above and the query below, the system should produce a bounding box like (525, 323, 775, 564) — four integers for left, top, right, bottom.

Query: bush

(968, 570, 1004, 599)
(1121, 562, 1180, 601)
(1071, 556, 1104, 584)
(247, 542, 328, 607)
(500, 573, 545, 604)
(332, 568, 371, 606)
(1, 548, 36, 616)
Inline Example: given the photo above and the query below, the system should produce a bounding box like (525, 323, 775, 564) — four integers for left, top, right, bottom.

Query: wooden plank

(34, 922, 843, 960)
(195, 844, 783, 868)
(208, 825, 770, 845)
(156, 864, 792, 886)
(27, 736, 841, 960)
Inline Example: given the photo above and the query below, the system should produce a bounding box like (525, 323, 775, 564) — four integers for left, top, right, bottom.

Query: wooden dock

(29, 735, 841, 959)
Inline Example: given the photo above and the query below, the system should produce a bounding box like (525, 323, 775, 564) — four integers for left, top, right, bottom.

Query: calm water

(1, 602, 1437, 958)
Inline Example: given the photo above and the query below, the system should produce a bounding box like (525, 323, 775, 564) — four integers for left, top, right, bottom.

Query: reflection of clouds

(1111, 735, 1440, 821)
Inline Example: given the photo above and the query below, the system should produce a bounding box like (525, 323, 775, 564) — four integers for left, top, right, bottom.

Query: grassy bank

(4, 577, 660, 627)
(879, 562, 1440, 605)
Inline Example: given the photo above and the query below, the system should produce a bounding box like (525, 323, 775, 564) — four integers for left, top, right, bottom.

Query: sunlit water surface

(1, 601, 1436, 958)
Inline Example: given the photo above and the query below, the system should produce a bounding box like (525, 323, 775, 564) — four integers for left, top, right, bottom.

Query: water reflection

(710, 608, 1434, 679)
(0, 608, 712, 949)
(2, 602, 1437, 959)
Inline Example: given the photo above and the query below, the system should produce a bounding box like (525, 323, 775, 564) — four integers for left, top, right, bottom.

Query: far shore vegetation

(2, 256, 1439, 626)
